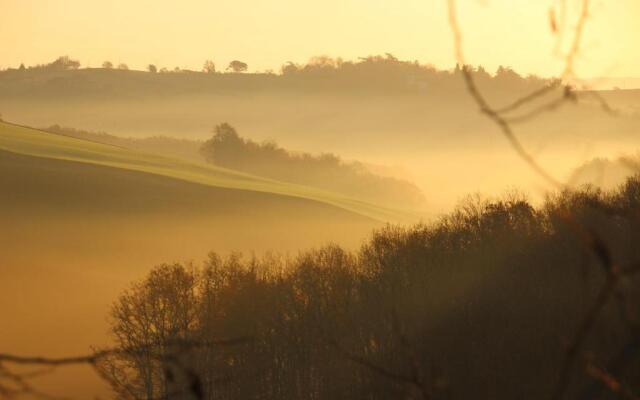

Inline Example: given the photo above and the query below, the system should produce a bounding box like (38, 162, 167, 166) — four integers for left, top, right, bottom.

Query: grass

(0, 119, 396, 400)
(0, 121, 415, 222)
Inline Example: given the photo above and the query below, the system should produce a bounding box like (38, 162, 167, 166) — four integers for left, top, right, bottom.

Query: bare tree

(102, 264, 200, 399)
(202, 60, 216, 74)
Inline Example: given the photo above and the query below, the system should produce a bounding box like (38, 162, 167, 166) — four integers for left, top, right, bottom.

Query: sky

(0, 0, 638, 78)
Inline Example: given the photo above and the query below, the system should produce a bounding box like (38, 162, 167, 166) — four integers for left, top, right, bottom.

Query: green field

(0, 121, 414, 222)
(0, 119, 392, 398)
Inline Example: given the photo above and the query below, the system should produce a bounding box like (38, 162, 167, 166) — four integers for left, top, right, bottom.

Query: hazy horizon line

(4, 53, 640, 83)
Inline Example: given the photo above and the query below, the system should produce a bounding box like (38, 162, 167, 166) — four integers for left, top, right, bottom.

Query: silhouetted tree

(203, 60, 216, 74)
(200, 123, 243, 165)
(46, 56, 81, 71)
(102, 61, 113, 69)
(101, 264, 200, 399)
(226, 60, 248, 73)
(281, 62, 300, 75)
(148, 64, 158, 73)
(117, 63, 129, 70)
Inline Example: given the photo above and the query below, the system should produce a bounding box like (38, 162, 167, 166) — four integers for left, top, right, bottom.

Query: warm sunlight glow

(1, 1, 639, 399)
(1, 0, 638, 77)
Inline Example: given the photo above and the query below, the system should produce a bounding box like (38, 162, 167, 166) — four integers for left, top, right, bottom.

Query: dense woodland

(97, 177, 640, 400)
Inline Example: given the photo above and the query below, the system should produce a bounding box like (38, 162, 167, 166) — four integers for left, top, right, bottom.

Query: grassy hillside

(0, 121, 414, 222)
(0, 120, 389, 399)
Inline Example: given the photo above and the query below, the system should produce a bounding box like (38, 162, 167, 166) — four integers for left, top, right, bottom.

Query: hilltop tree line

(1, 54, 551, 94)
(5, 56, 250, 75)
(200, 123, 426, 209)
(98, 177, 640, 400)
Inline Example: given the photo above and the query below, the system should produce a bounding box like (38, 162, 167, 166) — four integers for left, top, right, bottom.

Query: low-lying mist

(2, 54, 640, 399)
(2, 56, 639, 214)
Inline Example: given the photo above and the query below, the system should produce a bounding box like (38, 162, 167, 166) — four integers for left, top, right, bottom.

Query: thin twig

(494, 81, 562, 115)
(447, 0, 562, 188)
(561, 0, 590, 80)
(551, 272, 619, 400)
(0, 337, 251, 399)
(0, 337, 252, 366)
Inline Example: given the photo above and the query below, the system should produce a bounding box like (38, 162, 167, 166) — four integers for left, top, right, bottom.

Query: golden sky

(0, 0, 638, 77)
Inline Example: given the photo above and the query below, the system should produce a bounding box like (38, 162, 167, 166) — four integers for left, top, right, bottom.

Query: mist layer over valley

(0, 121, 381, 397)
(2, 3, 640, 395)
(2, 57, 639, 212)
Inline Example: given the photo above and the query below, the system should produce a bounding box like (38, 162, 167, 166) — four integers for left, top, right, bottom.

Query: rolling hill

(0, 121, 413, 222)
(0, 120, 393, 399)
(3, 67, 639, 213)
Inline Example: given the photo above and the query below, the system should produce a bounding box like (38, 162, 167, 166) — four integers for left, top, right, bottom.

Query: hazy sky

(1, 0, 638, 77)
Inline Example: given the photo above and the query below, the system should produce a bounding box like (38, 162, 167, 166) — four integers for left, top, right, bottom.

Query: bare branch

(444, 4, 635, 400)
(503, 94, 572, 125)
(561, 0, 590, 80)
(551, 273, 619, 400)
(0, 337, 252, 400)
(447, 0, 563, 188)
(494, 81, 562, 115)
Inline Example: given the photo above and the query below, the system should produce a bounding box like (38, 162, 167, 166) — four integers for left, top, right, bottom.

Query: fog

(2, 73, 639, 213)
(2, 52, 640, 399)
